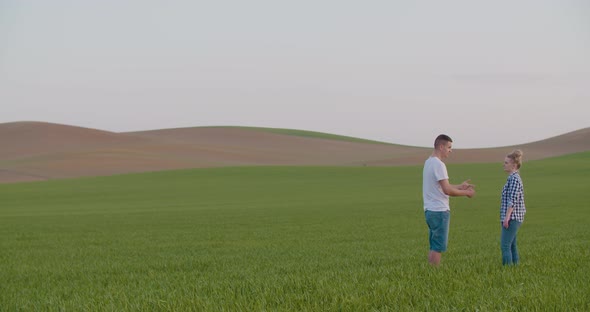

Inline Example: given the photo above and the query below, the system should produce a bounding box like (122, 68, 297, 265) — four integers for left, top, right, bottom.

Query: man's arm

(439, 179, 475, 197)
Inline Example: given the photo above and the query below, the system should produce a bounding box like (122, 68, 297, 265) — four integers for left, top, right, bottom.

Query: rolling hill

(1, 121, 588, 183)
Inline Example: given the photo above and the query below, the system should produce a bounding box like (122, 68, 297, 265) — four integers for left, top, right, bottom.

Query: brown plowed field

(1, 121, 588, 183)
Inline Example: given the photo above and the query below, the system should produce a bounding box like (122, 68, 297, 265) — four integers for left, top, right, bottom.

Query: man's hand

(459, 179, 475, 190)
(503, 218, 510, 229)
(460, 179, 475, 198)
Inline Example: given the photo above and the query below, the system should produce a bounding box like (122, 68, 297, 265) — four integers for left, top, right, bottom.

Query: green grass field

(1, 153, 589, 311)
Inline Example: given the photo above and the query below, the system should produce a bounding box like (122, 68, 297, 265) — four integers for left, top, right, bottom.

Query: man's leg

(426, 210, 449, 266)
(429, 250, 442, 266)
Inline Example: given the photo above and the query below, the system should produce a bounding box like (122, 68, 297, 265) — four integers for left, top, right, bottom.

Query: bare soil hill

(1, 121, 588, 183)
(0, 122, 153, 159)
(369, 127, 590, 166)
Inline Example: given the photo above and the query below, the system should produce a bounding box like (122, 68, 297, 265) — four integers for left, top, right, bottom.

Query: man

(423, 134, 475, 266)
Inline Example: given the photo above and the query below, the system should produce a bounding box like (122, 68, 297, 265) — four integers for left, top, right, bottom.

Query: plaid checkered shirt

(501, 171, 526, 222)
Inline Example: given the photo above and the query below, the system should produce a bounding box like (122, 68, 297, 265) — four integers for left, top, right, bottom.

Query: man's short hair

(434, 134, 453, 148)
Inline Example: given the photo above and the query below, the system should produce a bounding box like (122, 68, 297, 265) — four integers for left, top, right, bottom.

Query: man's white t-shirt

(423, 156, 450, 211)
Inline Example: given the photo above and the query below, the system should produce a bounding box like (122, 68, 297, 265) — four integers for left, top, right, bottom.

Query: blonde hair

(507, 149, 523, 169)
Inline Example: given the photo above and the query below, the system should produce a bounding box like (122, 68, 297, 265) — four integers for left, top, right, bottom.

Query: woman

(500, 149, 526, 265)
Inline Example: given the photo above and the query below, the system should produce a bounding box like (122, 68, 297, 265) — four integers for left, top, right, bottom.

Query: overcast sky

(1, 0, 589, 148)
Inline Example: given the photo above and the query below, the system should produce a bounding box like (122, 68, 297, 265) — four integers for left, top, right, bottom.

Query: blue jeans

(425, 210, 450, 252)
(501, 220, 522, 265)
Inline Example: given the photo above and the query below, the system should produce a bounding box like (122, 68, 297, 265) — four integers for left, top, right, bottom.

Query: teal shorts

(425, 210, 450, 252)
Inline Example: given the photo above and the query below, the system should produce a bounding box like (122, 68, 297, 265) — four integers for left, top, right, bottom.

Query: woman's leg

(510, 220, 521, 264)
(501, 220, 521, 265)
(500, 225, 513, 265)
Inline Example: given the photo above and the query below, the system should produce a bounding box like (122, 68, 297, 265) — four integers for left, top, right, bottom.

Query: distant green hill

(208, 126, 395, 145)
